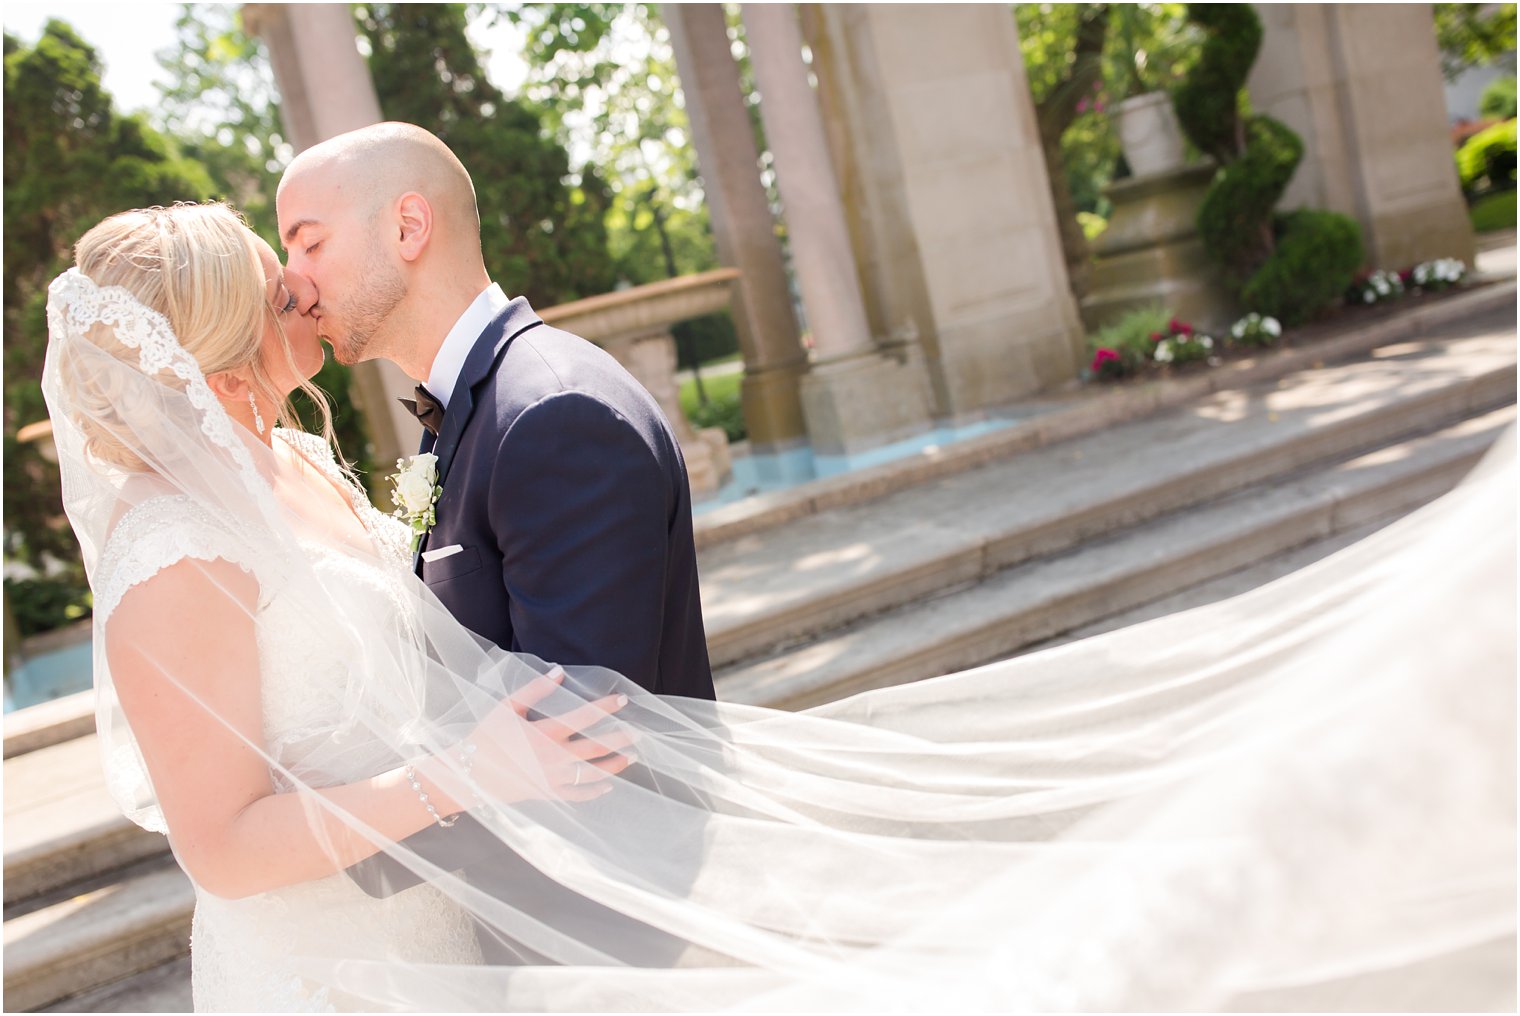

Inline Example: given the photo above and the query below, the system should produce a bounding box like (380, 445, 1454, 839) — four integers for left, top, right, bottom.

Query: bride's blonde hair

(68, 202, 344, 471)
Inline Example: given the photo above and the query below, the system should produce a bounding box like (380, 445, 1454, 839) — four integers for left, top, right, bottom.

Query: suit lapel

(412, 297, 542, 571)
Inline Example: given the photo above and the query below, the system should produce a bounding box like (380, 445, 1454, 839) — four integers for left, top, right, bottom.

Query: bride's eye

(277, 289, 297, 314)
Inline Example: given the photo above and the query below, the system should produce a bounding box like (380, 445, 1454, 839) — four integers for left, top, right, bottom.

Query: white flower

(1200, 335, 1214, 349)
(394, 471, 434, 513)
(1232, 321, 1246, 338)
(1154, 340, 1174, 363)
(1264, 317, 1281, 336)
(388, 453, 441, 551)
(1364, 290, 1376, 304)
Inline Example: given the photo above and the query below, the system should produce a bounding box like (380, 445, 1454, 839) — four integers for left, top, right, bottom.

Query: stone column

(802, 4, 1085, 420)
(663, 3, 810, 457)
(1248, 4, 1476, 269)
(742, 3, 933, 455)
(244, 3, 421, 472)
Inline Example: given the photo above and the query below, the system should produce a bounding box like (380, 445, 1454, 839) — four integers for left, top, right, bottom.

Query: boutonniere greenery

(389, 452, 441, 552)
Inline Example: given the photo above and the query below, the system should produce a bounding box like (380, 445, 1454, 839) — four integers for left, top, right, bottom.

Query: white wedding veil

(43, 250, 1515, 1012)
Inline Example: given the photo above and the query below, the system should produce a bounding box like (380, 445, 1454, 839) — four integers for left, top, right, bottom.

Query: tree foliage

(492, 4, 716, 282)
(356, 2, 618, 306)
(4, 20, 214, 629)
(155, 3, 287, 240)
(1433, 3, 1518, 82)
(494, 3, 740, 368)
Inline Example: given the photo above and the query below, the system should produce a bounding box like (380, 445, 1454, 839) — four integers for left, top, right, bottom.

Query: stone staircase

(3, 284, 1513, 1012)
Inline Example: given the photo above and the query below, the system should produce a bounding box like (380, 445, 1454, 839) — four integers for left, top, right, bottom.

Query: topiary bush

(1171, 3, 1364, 324)
(1169, 4, 1260, 166)
(1242, 210, 1364, 326)
(1195, 116, 1303, 284)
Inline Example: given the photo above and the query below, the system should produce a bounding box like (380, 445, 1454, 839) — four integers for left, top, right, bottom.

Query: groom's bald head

(279, 122, 480, 245)
(276, 123, 491, 372)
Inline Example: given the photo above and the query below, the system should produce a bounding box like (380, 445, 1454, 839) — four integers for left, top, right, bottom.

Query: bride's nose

(285, 268, 319, 316)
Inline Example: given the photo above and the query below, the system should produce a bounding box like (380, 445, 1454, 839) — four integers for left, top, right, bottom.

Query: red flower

(1149, 331, 1163, 342)
(1091, 348, 1120, 371)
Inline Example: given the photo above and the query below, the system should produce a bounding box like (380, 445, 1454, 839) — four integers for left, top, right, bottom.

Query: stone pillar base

(741, 361, 811, 456)
(1082, 163, 1238, 335)
(800, 350, 935, 457)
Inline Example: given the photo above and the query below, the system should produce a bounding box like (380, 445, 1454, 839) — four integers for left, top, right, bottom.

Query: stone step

(4, 730, 165, 907)
(2, 856, 192, 1014)
(715, 404, 1514, 710)
(3, 690, 95, 760)
(38, 955, 191, 1014)
(692, 281, 1517, 549)
(698, 319, 1517, 670)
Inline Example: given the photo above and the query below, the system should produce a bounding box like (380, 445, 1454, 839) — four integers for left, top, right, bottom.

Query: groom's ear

(395, 192, 432, 263)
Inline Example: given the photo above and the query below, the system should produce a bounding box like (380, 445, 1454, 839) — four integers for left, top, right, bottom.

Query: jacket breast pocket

(422, 544, 483, 584)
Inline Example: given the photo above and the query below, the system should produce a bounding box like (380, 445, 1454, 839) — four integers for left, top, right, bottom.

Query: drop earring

(247, 391, 266, 435)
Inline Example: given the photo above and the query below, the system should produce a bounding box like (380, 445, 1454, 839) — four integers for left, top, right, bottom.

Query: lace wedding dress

(92, 431, 481, 1012)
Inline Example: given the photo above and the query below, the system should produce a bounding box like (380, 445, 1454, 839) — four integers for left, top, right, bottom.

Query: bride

(44, 202, 1514, 1012)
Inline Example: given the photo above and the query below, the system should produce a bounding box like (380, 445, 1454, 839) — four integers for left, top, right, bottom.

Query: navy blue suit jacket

(414, 296, 714, 701)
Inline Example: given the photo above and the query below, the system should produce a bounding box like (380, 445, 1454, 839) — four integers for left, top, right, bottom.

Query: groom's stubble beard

(328, 246, 408, 367)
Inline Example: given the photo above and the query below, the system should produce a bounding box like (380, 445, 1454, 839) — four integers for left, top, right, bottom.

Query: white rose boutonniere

(389, 453, 441, 552)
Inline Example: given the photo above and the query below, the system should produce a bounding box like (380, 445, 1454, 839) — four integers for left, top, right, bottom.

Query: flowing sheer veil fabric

(45, 266, 1515, 1012)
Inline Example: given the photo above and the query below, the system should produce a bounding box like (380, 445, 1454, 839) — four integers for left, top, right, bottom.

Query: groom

(276, 122, 713, 701)
(276, 123, 714, 959)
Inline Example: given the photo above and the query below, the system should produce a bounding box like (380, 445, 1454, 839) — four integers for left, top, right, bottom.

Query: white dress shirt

(425, 282, 511, 411)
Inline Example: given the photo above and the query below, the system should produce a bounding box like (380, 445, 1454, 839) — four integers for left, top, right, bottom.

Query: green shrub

(1170, 3, 1260, 165)
(1470, 188, 1517, 232)
(4, 576, 92, 639)
(1196, 116, 1304, 284)
(1456, 118, 1518, 194)
(1480, 75, 1518, 120)
(1242, 209, 1364, 326)
(1174, 4, 1364, 322)
(687, 389, 747, 443)
(671, 311, 740, 372)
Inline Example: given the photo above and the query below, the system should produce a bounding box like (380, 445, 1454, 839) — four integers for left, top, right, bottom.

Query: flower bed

(1086, 258, 1478, 384)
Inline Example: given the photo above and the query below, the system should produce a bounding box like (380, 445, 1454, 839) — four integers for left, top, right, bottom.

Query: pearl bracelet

(405, 741, 478, 828)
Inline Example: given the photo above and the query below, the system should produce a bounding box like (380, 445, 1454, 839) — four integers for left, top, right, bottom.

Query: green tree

(1014, 3, 1196, 301)
(355, 2, 618, 306)
(4, 20, 214, 632)
(497, 3, 741, 375)
(1015, 4, 1111, 302)
(155, 3, 287, 240)
(1433, 3, 1518, 82)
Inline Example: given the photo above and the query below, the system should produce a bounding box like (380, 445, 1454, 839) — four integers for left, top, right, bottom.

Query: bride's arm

(105, 556, 633, 900)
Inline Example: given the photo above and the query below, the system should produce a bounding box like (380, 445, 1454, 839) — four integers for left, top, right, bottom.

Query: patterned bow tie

(399, 384, 445, 436)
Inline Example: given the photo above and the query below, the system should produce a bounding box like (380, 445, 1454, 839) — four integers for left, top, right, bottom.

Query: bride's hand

(435, 667, 640, 809)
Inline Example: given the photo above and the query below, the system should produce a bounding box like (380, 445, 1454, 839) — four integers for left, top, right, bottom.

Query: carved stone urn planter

(1114, 90, 1189, 178)
(540, 268, 740, 497)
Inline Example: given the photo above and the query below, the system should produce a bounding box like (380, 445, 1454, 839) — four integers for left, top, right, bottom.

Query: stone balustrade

(540, 268, 740, 497)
